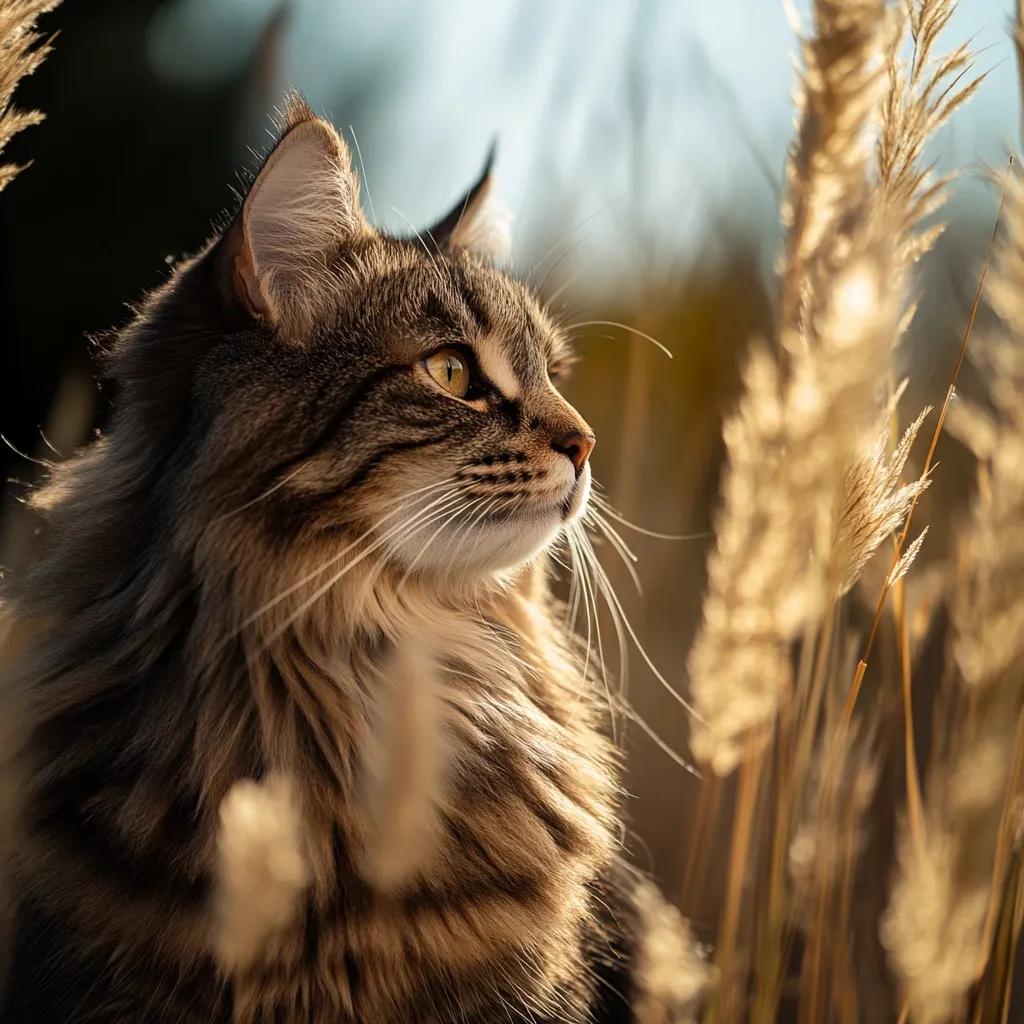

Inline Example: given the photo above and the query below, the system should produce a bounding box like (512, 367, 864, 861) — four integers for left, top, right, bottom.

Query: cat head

(109, 95, 594, 589)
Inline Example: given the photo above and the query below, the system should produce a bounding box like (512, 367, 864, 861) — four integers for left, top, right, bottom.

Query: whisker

(572, 522, 700, 772)
(586, 509, 642, 596)
(526, 198, 619, 286)
(235, 477, 461, 635)
(211, 462, 309, 525)
(38, 428, 63, 458)
(543, 266, 586, 309)
(436, 491, 498, 573)
(390, 205, 447, 288)
(1, 433, 52, 469)
(261, 488, 471, 648)
(347, 125, 377, 225)
(577, 530, 702, 721)
(572, 521, 624, 715)
(395, 492, 494, 586)
(566, 527, 600, 712)
(610, 694, 702, 777)
(590, 493, 708, 541)
(574, 526, 611, 714)
(534, 233, 594, 298)
(562, 320, 673, 360)
(557, 532, 583, 634)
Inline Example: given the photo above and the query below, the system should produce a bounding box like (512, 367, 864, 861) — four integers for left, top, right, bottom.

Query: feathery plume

(834, 392, 931, 595)
(690, 237, 902, 773)
(689, 0, 915, 773)
(690, 0, 973, 775)
(632, 879, 710, 1024)
(883, 825, 991, 1024)
(788, 726, 879, 925)
(878, 0, 985, 274)
(949, 182, 1024, 693)
(0, 0, 60, 194)
(779, 0, 897, 341)
(884, 163, 1024, 1024)
(789, 716, 880, 1019)
(885, 525, 928, 589)
(213, 774, 309, 973)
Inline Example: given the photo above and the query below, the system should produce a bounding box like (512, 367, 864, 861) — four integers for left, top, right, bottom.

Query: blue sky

(149, 1, 1021, 288)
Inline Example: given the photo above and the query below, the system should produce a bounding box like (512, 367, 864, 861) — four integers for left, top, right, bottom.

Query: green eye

(425, 347, 472, 398)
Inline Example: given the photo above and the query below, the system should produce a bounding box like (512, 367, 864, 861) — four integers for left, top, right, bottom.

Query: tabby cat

(0, 96, 694, 1023)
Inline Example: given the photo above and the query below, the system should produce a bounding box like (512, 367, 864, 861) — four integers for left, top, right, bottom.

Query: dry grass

(0, 0, 59, 194)
(4, 0, 1024, 1021)
(682, 1, 1018, 1021)
(881, 162, 1024, 1024)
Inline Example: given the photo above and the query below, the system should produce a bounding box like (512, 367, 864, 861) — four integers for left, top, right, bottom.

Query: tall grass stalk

(0, 0, 60, 194)
(688, 2, 979, 1019)
(884, 160, 1024, 1024)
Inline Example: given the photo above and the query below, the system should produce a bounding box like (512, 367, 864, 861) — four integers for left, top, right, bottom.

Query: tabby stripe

(400, 870, 541, 914)
(422, 290, 462, 335)
(341, 430, 458, 492)
(34, 797, 208, 904)
(306, 430, 458, 510)
(273, 362, 411, 475)
(459, 282, 492, 334)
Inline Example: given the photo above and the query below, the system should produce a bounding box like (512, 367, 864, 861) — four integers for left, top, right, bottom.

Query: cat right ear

(222, 95, 371, 336)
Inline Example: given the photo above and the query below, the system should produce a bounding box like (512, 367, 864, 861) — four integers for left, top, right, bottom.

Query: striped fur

(1, 96, 690, 1022)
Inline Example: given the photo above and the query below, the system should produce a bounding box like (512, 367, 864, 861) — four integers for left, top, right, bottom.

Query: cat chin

(393, 472, 591, 579)
(386, 508, 559, 578)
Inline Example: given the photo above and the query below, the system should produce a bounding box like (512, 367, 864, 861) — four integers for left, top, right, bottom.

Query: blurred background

(1, 0, 1020, 946)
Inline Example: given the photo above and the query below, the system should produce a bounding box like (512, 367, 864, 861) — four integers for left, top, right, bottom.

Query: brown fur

(1, 95, 680, 1023)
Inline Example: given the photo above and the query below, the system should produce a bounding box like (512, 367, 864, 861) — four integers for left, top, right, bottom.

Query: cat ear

(225, 94, 371, 334)
(426, 144, 512, 263)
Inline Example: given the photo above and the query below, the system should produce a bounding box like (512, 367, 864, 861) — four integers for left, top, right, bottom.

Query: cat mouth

(468, 478, 587, 526)
(450, 491, 570, 526)
(450, 467, 590, 533)
(458, 501, 560, 526)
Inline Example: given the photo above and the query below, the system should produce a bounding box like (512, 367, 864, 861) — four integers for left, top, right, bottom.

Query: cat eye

(424, 346, 484, 400)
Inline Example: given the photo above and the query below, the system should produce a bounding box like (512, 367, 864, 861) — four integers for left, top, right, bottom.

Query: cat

(0, 95, 700, 1023)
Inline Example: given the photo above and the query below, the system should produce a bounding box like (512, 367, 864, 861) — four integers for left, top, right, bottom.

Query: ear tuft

(279, 90, 317, 131)
(228, 93, 371, 336)
(427, 144, 512, 263)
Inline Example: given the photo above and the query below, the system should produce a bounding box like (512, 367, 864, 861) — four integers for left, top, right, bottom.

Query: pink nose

(552, 431, 596, 475)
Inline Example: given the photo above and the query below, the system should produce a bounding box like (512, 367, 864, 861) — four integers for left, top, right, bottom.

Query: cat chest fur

(217, 580, 620, 1020)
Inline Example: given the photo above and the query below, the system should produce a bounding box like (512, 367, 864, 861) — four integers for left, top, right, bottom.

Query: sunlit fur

(0, 97, 694, 1022)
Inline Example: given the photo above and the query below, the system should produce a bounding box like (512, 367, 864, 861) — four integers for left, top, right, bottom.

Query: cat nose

(552, 431, 596, 475)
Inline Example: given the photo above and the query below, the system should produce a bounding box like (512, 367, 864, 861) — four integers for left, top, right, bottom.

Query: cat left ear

(223, 94, 372, 336)
(426, 144, 511, 263)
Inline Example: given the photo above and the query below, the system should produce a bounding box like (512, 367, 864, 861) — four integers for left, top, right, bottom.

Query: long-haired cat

(0, 96, 700, 1023)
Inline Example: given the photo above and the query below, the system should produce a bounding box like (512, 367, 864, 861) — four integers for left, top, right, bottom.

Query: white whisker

(395, 492, 494, 586)
(590, 493, 708, 541)
(586, 509, 643, 596)
(235, 477, 461, 636)
(347, 125, 377, 225)
(577, 530, 702, 721)
(390, 205, 447, 288)
(610, 694, 702, 778)
(576, 520, 629, 701)
(261, 487, 471, 647)
(562, 320, 673, 360)
(211, 462, 309, 525)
